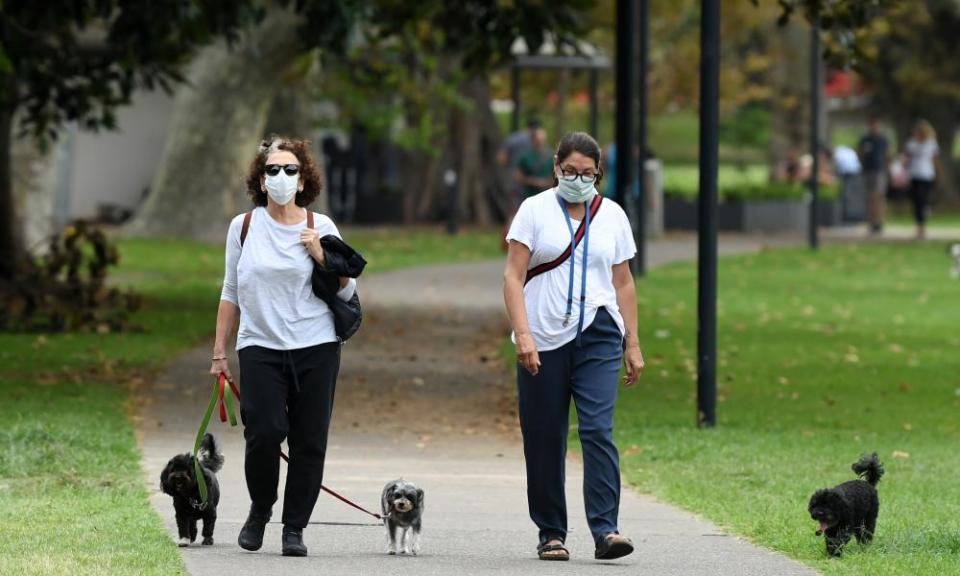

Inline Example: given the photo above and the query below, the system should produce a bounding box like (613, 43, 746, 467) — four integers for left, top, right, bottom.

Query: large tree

(136, 0, 595, 234)
(0, 0, 257, 280)
(855, 0, 960, 200)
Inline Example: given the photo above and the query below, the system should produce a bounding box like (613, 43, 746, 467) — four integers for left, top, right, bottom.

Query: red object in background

(824, 71, 864, 99)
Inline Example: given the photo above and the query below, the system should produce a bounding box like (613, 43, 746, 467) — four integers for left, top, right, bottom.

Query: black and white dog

(159, 433, 224, 546)
(381, 479, 424, 555)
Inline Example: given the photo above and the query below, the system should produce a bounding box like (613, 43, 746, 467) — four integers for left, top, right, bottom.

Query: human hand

(210, 357, 232, 383)
(623, 343, 645, 387)
(516, 332, 541, 376)
(300, 227, 324, 265)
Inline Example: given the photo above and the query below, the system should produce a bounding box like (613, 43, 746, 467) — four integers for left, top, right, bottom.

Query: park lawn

(0, 227, 503, 576)
(886, 205, 960, 229)
(613, 243, 960, 575)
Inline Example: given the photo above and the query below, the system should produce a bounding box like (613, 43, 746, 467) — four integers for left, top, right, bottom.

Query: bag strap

(240, 209, 314, 247)
(524, 194, 603, 287)
(239, 211, 252, 247)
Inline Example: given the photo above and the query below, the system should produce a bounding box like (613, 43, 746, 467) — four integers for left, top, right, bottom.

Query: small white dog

(380, 479, 424, 556)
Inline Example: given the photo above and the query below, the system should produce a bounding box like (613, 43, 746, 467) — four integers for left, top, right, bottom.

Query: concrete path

(137, 232, 819, 575)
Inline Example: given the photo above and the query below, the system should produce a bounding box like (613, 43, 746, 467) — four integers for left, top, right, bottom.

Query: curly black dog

(160, 433, 224, 546)
(808, 453, 884, 556)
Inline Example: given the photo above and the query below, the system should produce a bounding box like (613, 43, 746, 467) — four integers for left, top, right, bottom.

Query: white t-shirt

(506, 188, 637, 351)
(220, 207, 357, 351)
(906, 138, 939, 181)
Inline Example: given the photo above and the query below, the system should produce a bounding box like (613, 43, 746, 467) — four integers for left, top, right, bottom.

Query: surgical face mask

(264, 172, 299, 205)
(556, 172, 597, 204)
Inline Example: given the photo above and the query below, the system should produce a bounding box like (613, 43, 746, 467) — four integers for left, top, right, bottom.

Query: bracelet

(211, 356, 227, 361)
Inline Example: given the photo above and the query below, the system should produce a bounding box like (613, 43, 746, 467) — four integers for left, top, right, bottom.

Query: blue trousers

(517, 306, 623, 545)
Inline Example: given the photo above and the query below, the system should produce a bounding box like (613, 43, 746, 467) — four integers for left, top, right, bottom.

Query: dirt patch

(332, 306, 521, 445)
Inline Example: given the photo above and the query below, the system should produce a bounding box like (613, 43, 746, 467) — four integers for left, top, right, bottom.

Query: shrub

(0, 221, 140, 332)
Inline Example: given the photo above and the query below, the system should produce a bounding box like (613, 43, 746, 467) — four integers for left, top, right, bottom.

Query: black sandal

(537, 541, 570, 561)
(595, 533, 634, 560)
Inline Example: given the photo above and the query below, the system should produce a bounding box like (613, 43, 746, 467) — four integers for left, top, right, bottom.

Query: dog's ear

(160, 460, 174, 495)
(416, 487, 424, 508)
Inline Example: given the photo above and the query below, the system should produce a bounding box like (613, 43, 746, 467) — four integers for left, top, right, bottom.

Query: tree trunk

(454, 75, 496, 226)
(930, 116, 958, 204)
(128, 9, 304, 240)
(0, 101, 17, 281)
(12, 127, 62, 252)
(263, 67, 330, 215)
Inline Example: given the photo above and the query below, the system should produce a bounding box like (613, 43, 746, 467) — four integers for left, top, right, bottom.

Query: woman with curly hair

(210, 135, 355, 557)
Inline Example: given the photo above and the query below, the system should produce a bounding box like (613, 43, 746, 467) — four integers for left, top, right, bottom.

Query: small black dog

(160, 433, 224, 547)
(808, 453, 884, 556)
(381, 479, 424, 555)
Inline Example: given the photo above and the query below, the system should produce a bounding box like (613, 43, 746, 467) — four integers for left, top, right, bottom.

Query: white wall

(68, 89, 174, 219)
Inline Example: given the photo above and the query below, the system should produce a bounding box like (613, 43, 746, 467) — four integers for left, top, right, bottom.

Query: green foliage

(0, 221, 140, 332)
(770, 0, 900, 64)
(662, 163, 840, 201)
(0, 1, 261, 140)
(319, 0, 595, 153)
(718, 105, 771, 152)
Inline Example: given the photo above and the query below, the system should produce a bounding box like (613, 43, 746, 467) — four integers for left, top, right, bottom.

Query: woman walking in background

(904, 120, 941, 239)
(503, 132, 645, 562)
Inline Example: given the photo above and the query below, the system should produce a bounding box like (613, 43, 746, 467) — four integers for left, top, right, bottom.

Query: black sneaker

(281, 526, 308, 557)
(238, 505, 271, 551)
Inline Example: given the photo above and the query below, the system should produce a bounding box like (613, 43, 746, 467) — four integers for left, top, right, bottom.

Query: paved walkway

(137, 232, 820, 576)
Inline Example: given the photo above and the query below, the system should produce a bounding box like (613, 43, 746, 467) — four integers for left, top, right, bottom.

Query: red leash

(217, 372, 384, 522)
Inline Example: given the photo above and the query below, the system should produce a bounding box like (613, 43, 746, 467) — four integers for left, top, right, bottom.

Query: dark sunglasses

(265, 164, 300, 177)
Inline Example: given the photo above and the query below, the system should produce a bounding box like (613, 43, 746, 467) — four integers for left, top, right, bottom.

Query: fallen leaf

(892, 450, 910, 460)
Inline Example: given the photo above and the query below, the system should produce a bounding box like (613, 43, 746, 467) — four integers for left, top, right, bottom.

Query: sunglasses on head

(265, 164, 300, 177)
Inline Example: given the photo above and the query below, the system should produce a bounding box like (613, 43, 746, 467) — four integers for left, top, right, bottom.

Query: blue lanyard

(558, 196, 591, 345)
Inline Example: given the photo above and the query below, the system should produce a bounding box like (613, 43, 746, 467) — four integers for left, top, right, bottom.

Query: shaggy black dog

(808, 453, 884, 556)
(160, 433, 224, 546)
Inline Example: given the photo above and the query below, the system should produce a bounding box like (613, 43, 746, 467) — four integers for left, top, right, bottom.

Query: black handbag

(306, 213, 366, 342)
(311, 265, 363, 341)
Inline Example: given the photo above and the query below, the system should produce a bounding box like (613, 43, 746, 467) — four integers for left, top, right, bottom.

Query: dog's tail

(852, 452, 884, 486)
(198, 433, 224, 474)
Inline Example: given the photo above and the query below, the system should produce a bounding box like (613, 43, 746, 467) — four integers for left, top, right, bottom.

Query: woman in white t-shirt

(904, 120, 941, 239)
(211, 136, 356, 557)
(503, 132, 645, 562)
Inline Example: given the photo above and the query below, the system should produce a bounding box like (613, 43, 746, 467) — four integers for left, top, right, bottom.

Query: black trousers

(238, 342, 340, 528)
(909, 178, 934, 225)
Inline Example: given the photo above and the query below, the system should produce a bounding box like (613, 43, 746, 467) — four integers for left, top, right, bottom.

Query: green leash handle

(193, 373, 239, 507)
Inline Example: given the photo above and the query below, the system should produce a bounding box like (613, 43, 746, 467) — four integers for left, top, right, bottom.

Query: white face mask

(264, 172, 299, 205)
(556, 173, 597, 204)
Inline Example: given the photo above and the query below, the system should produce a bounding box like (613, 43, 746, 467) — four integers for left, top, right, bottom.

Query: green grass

(504, 243, 960, 574)
(0, 227, 503, 575)
(622, 244, 960, 574)
(886, 204, 960, 229)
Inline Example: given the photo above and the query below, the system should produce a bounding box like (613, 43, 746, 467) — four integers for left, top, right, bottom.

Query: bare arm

(613, 261, 645, 386)
(210, 300, 239, 380)
(503, 241, 540, 375)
